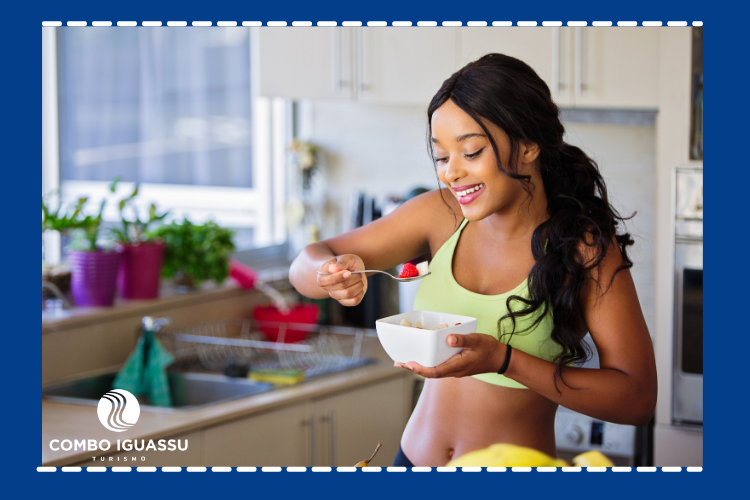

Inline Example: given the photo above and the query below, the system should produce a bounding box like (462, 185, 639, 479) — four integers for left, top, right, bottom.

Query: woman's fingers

(317, 254, 368, 307)
(327, 280, 365, 302)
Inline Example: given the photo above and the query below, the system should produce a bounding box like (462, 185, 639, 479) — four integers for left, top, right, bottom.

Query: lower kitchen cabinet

(312, 377, 408, 467)
(71, 430, 203, 467)
(204, 374, 411, 467)
(204, 402, 311, 466)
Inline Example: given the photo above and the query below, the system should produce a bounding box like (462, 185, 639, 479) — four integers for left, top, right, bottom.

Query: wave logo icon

(97, 389, 140, 432)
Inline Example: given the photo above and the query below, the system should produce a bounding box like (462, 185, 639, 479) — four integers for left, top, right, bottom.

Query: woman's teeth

(458, 184, 484, 197)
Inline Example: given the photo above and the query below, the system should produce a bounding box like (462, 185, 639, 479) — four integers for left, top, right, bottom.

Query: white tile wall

(304, 101, 656, 335)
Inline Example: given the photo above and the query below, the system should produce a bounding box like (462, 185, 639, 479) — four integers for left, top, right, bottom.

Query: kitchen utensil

(375, 310, 477, 367)
(317, 269, 431, 283)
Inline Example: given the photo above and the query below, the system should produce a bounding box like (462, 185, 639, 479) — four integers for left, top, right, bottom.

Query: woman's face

(431, 99, 538, 221)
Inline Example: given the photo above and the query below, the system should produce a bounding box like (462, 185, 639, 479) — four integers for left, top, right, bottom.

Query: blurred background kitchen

(41, 26, 703, 468)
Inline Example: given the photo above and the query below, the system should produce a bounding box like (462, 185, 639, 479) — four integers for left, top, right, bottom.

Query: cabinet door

(258, 27, 353, 100)
(357, 28, 459, 105)
(459, 27, 574, 106)
(313, 376, 411, 467)
(70, 430, 203, 467)
(572, 27, 659, 109)
(204, 402, 313, 466)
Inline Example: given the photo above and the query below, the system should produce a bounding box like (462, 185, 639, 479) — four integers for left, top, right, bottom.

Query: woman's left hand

(394, 334, 507, 378)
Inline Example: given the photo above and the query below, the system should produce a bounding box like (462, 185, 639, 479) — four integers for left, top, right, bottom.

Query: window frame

(42, 26, 290, 266)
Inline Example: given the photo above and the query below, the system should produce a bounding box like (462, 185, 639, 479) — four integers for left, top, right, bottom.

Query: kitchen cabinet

(204, 375, 411, 466)
(572, 28, 659, 109)
(259, 28, 355, 101)
(205, 402, 311, 466)
(459, 27, 658, 109)
(258, 27, 458, 105)
(357, 28, 458, 105)
(459, 27, 574, 106)
(311, 377, 409, 467)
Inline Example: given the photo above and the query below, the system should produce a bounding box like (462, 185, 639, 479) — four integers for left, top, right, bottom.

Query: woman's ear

(520, 141, 541, 164)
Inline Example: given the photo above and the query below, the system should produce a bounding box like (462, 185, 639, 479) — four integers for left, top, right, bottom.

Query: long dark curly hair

(427, 53, 635, 390)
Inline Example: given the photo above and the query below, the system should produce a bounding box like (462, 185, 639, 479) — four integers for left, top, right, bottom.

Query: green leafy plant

(42, 190, 106, 250)
(152, 219, 236, 286)
(108, 178, 169, 244)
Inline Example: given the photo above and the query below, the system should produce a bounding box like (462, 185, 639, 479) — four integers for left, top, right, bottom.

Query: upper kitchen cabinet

(258, 27, 458, 105)
(259, 28, 355, 100)
(459, 27, 659, 109)
(357, 28, 458, 105)
(573, 28, 659, 109)
(459, 27, 574, 107)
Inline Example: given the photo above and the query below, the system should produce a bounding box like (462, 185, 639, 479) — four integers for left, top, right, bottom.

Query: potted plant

(43, 184, 121, 307)
(42, 193, 86, 300)
(152, 219, 236, 291)
(109, 180, 169, 300)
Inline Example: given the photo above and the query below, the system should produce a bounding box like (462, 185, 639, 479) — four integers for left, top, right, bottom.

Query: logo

(97, 389, 140, 432)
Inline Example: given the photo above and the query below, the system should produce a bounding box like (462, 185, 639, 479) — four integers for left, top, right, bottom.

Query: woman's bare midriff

(400, 376, 559, 466)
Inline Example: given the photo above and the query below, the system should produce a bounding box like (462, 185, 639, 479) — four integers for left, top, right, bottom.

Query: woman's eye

(465, 147, 485, 159)
(433, 156, 448, 163)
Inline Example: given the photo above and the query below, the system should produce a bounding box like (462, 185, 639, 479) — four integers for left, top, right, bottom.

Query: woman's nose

(444, 158, 466, 183)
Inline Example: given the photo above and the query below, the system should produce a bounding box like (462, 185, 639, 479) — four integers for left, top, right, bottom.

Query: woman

(289, 53, 657, 466)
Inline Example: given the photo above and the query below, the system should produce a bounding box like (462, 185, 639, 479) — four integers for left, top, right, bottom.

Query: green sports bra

(412, 218, 561, 389)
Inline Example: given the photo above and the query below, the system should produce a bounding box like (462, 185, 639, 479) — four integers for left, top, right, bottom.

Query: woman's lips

(456, 183, 485, 205)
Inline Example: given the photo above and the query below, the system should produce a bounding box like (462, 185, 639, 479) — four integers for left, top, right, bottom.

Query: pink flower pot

(68, 249, 121, 307)
(116, 241, 164, 300)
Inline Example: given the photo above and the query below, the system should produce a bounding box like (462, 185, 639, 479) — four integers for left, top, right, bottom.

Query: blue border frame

(19, 0, 743, 495)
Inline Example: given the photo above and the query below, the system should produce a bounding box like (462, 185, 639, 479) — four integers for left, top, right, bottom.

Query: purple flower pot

(116, 241, 164, 300)
(68, 249, 121, 307)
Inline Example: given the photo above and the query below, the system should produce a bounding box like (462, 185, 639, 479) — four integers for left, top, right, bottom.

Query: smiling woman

(289, 53, 657, 466)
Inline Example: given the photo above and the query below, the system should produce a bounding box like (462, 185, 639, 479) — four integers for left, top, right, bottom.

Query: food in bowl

(375, 310, 478, 367)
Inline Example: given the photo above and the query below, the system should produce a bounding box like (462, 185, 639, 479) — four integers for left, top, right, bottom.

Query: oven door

(673, 240, 703, 425)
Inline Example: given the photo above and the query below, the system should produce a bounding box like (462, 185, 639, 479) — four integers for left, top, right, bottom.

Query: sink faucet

(42, 280, 72, 310)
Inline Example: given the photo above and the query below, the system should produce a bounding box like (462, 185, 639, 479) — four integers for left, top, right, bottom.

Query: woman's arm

(289, 189, 458, 304)
(400, 240, 658, 427)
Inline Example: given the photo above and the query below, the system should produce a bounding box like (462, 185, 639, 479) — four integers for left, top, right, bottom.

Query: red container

(252, 303, 320, 343)
(116, 241, 164, 300)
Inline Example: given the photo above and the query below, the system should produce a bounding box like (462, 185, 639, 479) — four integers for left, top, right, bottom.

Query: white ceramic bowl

(375, 310, 478, 367)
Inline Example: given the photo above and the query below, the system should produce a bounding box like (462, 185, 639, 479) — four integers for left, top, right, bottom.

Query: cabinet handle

(301, 414, 316, 466)
(357, 29, 370, 93)
(552, 27, 561, 94)
(333, 29, 348, 91)
(574, 27, 587, 96)
(319, 411, 336, 466)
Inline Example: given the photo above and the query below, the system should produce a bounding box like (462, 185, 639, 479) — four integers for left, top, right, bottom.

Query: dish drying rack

(156, 318, 379, 379)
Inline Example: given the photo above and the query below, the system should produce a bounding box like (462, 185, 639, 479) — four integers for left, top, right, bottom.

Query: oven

(673, 167, 703, 426)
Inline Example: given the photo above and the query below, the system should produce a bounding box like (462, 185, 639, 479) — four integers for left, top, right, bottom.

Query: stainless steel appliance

(673, 166, 703, 425)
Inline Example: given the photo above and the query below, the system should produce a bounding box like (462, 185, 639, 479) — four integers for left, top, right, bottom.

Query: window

(42, 27, 289, 264)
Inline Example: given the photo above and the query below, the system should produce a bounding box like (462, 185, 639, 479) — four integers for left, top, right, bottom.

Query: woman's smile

(453, 183, 485, 204)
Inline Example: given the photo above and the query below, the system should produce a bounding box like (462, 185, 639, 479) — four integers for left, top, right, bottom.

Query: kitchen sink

(42, 371, 275, 411)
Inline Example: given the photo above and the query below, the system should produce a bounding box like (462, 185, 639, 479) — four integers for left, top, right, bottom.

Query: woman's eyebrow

(431, 133, 487, 144)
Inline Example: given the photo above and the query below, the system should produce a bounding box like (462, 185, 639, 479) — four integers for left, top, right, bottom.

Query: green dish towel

(113, 330, 175, 407)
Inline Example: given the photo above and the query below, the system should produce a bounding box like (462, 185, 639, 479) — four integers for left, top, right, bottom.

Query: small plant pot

(68, 249, 121, 307)
(116, 241, 164, 300)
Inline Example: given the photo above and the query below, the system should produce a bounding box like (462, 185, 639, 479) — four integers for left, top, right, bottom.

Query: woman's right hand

(317, 254, 368, 307)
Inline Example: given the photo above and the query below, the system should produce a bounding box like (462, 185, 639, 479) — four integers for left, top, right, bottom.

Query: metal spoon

(316, 270, 431, 283)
